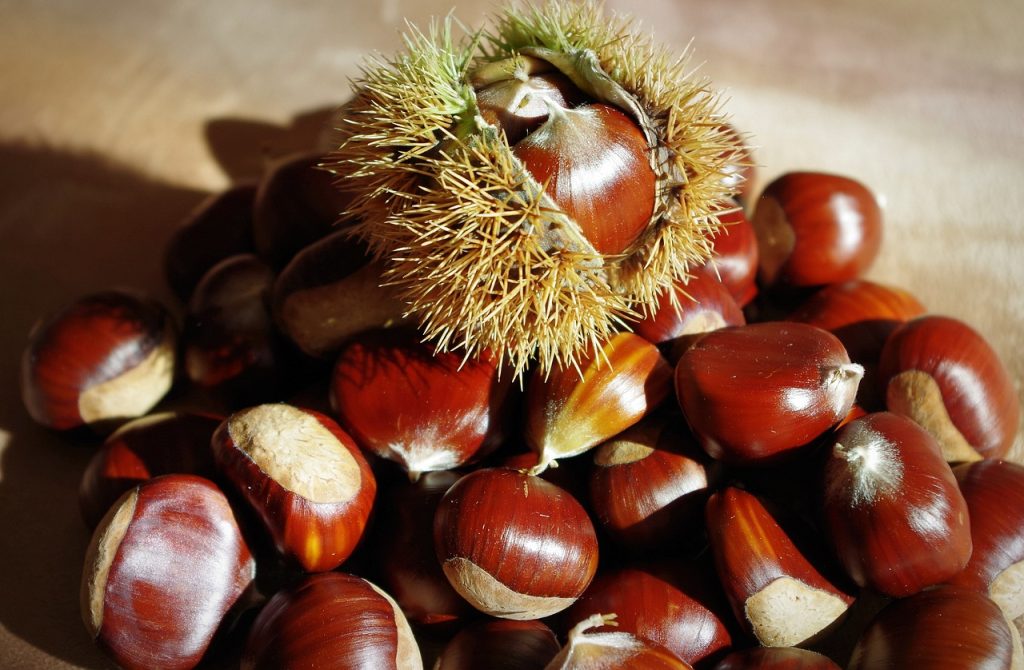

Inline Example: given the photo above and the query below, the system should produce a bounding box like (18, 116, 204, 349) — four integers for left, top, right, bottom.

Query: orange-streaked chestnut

(706, 486, 853, 647)
(526, 331, 672, 471)
(163, 181, 257, 302)
(631, 266, 745, 363)
(435, 619, 561, 670)
(950, 459, 1024, 621)
(752, 172, 881, 288)
(212, 403, 376, 572)
(252, 150, 354, 268)
(81, 475, 255, 670)
(512, 103, 656, 255)
(21, 290, 176, 432)
(675, 322, 863, 464)
(588, 414, 714, 552)
(475, 66, 588, 145)
(713, 647, 840, 670)
(562, 561, 732, 666)
(879, 315, 1020, 462)
(822, 412, 971, 597)
(433, 468, 598, 620)
(331, 327, 513, 478)
(705, 204, 759, 306)
(78, 411, 222, 528)
(848, 585, 1015, 670)
(241, 572, 421, 669)
(272, 229, 408, 358)
(373, 471, 473, 626)
(545, 614, 693, 670)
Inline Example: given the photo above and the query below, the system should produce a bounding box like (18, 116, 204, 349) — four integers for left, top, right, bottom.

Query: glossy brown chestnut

(879, 314, 1020, 461)
(751, 172, 882, 288)
(526, 331, 672, 471)
(21, 290, 176, 431)
(706, 487, 853, 647)
(81, 475, 255, 670)
(252, 150, 354, 268)
(78, 411, 222, 528)
(822, 412, 972, 597)
(588, 414, 713, 552)
(271, 229, 408, 358)
(241, 572, 421, 669)
(163, 181, 257, 301)
(713, 647, 840, 670)
(433, 468, 599, 620)
(373, 470, 472, 626)
(675, 322, 863, 464)
(705, 204, 759, 306)
(545, 614, 693, 670)
(950, 459, 1024, 621)
(562, 561, 732, 666)
(331, 327, 513, 477)
(512, 102, 656, 255)
(212, 403, 376, 572)
(848, 585, 1015, 670)
(434, 619, 561, 670)
(631, 266, 745, 362)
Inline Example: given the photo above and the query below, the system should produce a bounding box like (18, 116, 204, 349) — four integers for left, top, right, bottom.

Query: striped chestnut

(434, 619, 561, 670)
(21, 290, 176, 432)
(241, 572, 421, 669)
(212, 403, 376, 572)
(705, 204, 759, 306)
(879, 314, 1020, 462)
(675, 322, 863, 464)
(81, 475, 255, 670)
(433, 467, 598, 620)
(822, 412, 971, 597)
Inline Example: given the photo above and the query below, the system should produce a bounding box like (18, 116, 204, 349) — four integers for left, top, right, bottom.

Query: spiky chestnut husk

(326, 1, 742, 376)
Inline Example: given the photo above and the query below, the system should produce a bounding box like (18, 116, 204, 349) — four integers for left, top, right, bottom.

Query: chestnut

(526, 331, 672, 471)
(433, 467, 599, 620)
(21, 290, 176, 432)
(545, 614, 692, 670)
(706, 487, 853, 647)
(674, 322, 862, 464)
(81, 474, 255, 670)
(879, 314, 1020, 461)
(331, 327, 513, 478)
(474, 64, 588, 144)
(848, 585, 1016, 670)
(751, 171, 882, 288)
(271, 228, 408, 358)
(705, 204, 759, 306)
(241, 572, 421, 669)
(212, 403, 376, 572)
(434, 619, 561, 670)
(822, 412, 972, 597)
(713, 647, 840, 670)
(78, 411, 222, 528)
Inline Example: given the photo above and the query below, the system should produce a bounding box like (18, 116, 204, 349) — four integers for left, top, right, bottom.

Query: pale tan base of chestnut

(80, 490, 138, 638)
(442, 557, 575, 620)
(745, 576, 850, 647)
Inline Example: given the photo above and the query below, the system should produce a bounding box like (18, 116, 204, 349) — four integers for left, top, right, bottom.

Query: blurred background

(1, 0, 1021, 667)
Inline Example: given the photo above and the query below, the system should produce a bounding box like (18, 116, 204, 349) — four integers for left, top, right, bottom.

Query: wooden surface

(1, 1, 1022, 667)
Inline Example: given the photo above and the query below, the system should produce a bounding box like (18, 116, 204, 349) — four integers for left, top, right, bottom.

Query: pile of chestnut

(21, 147, 1024, 670)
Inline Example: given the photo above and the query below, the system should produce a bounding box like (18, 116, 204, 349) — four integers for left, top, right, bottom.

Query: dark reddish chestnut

(751, 172, 882, 288)
(433, 468, 598, 620)
(212, 403, 376, 572)
(879, 315, 1020, 461)
(21, 290, 176, 431)
(822, 412, 971, 597)
(434, 619, 561, 670)
(331, 328, 513, 477)
(713, 647, 840, 669)
(706, 487, 853, 647)
(705, 204, 759, 306)
(950, 459, 1024, 622)
(545, 614, 693, 670)
(163, 181, 257, 301)
(78, 411, 222, 528)
(848, 585, 1016, 670)
(588, 414, 713, 552)
(241, 572, 421, 669)
(81, 475, 255, 670)
(526, 332, 672, 471)
(675, 322, 862, 464)
(272, 229, 408, 358)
